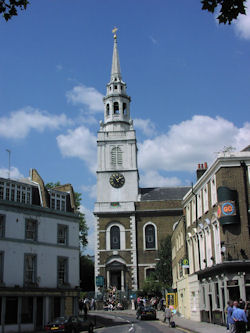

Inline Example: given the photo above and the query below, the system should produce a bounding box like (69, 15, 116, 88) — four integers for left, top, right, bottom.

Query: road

(90, 312, 191, 333)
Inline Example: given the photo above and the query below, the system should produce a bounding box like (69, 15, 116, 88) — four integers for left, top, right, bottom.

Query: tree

(155, 235, 172, 290)
(201, 0, 247, 24)
(0, 0, 29, 21)
(45, 182, 88, 250)
(141, 276, 163, 297)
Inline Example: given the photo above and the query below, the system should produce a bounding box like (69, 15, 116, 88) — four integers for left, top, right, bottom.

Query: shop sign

(182, 258, 189, 268)
(217, 200, 236, 218)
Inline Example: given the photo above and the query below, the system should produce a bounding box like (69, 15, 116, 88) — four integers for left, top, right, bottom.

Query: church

(94, 31, 190, 294)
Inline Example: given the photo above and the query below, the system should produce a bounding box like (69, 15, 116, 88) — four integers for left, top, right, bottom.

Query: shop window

(21, 297, 33, 323)
(145, 224, 156, 249)
(110, 226, 120, 249)
(5, 297, 18, 324)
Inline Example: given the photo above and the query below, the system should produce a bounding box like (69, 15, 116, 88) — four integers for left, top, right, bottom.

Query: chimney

(196, 162, 208, 180)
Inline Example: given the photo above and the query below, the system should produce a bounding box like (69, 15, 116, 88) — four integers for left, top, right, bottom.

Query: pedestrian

(232, 301, 248, 333)
(164, 305, 172, 327)
(227, 300, 236, 333)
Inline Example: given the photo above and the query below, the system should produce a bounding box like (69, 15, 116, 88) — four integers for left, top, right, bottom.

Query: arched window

(145, 224, 155, 249)
(123, 103, 127, 115)
(106, 104, 110, 116)
(110, 226, 120, 249)
(111, 147, 122, 166)
(114, 102, 119, 114)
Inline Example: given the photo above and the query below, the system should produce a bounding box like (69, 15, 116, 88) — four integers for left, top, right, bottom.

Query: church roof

(139, 186, 191, 201)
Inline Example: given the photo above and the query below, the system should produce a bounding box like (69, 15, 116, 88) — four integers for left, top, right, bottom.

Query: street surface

(91, 312, 191, 333)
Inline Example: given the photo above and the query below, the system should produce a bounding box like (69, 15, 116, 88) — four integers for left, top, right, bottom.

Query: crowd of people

(226, 299, 249, 333)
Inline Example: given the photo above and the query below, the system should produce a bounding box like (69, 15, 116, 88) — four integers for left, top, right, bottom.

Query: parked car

(137, 306, 156, 320)
(44, 315, 94, 333)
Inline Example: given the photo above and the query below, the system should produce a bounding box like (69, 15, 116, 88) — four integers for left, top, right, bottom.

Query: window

(123, 103, 127, 115)
(111, 146, 122, 166)
(58, 257, 68, 286)
(5, 297, 18, 324)
(197, 192, 202, 218)
(25, 219, 37, 241)
(145, 224, 156, 249)
(211, 175, 217, 206)
(215, 282, 220, 308)
(114, 102, 119, 114)
(50, 191, 66, 211)
(192, 198, 196, 223)
(24, 254, 37, 284)
(186, 203, 191, 227)
(203, 184, 209, 213)
(110, 226, 120, 249)
(0, 215, 5, 238)
(146, 268, 156, 279)
(57, 224, 68, 245)
(106, 104, 110, 116)
(0, 180, 32, 204)
(0, 252, 4, 283)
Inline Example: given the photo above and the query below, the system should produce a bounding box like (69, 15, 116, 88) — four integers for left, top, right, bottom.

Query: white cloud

(149, 35, 157, 44)
(79, 204, 95, 255)
(56, 64, 63, 71)
(140, 170, 182, 187)
(134, 118, 156, 137)
(81, 184, 97, 199)
(56, 126, 97, 173)
(234, 1, 250, 40)
(0, 166, 24, 179)
(66, 84, 104, 112)
(0, 107, 70, 139)
(138, 115, 250, 173)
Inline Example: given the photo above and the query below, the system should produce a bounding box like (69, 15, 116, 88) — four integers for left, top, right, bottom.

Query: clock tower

(94, 31, 139, 293)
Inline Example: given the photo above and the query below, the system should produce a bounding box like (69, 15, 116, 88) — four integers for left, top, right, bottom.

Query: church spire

(102, 29, 131, 127)
(111, 27, 122, 81)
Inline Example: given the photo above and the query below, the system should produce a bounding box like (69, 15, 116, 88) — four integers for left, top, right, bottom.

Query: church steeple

(102, 29, 131, 127)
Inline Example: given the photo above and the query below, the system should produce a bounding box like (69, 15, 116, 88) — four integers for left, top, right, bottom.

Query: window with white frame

(205, 227, 213, 267)
(24, 254, 37, 284)
(186, 203, 191, 227)
(0, 215, 5, 238)
(110, 226, 120, 249)
(57, 257, 68, 286)
(57, 224, 68, 245)
(199, 232, 206, 270)
(0, 252, 4, 283)
(0, 180, 32, 204)
(211, 175, 217, 206)
(213, 222, 221, 264)
(50, 191, 66, 212)
(192, 198, 196, 223)
(145, 224, 156, 249)
(25, 219, 37, 241)
(197, 191, 203, 218)
(203, 184, 209, 213)
(193, 236, 200, 272)
(111, 146, 123, 166)
(187, 239, 194, 274)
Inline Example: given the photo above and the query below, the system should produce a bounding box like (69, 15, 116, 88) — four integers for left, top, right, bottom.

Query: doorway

(110, 271, 121, 290)
(208, 294, 213, 323)
(36, 297, 44, 329)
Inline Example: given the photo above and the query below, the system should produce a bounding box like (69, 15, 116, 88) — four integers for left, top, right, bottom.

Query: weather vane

(112, 26, 118, 39)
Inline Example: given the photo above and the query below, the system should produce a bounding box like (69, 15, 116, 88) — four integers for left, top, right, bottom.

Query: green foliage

(0, 0, 29, 21)
(45, 181, 88, 250)
(201, 0, 247, 24)
(155, 235, 172, 289)
(141, 276, 163, 297)
(80, 255, 94, 291)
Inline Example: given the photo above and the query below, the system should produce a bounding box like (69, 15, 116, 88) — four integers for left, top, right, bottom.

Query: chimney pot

(201, 164, 204, 169)
(204, 162, 208, 169)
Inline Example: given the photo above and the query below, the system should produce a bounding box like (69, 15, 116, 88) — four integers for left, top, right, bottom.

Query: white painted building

(0, 169, 80, 333)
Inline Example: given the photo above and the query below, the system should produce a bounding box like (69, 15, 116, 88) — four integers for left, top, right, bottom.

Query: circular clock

(109, 173, 125, 188)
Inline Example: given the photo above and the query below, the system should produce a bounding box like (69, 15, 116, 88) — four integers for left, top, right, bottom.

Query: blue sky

(0, 0, 250, 254)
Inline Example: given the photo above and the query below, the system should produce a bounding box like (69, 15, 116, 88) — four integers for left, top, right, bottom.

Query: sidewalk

(94, 309, 249, 333)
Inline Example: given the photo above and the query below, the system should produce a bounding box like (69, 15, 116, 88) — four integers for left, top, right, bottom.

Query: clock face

(109, 173, 125, 188)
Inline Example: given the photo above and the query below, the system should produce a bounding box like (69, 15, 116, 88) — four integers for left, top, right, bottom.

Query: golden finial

(112, 26, 118, 39)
